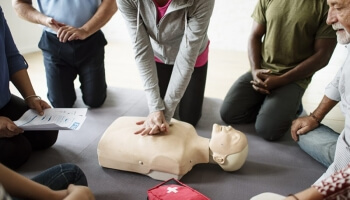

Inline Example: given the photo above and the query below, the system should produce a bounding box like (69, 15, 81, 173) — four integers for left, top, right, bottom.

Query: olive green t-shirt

(252, 0, 336, 89)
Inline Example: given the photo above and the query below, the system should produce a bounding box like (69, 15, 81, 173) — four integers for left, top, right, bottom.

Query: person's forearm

(80, 0, 117, 37)
(285, 187, 323, 200)
(0, 164, 66, 200)
(311, 95, 339, 123)
(12, 0, 48, 26)
(10, 69, 36, 98)
(279, 38, 337, 84)
(248, 35, 262, 71)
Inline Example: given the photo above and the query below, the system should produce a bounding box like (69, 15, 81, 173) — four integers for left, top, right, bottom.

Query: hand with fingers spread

(290, 115, 319, 141)
(134, 111, 169, 136)
(0, 117, 23, 138)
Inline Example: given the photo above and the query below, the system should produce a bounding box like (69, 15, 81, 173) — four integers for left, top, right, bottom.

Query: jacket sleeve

(117, 0, 165, 115)
(162, 0, 215, 121)
(2, 8, 28, 76)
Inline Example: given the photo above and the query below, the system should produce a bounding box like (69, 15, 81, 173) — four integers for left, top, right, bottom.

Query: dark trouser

(220, 72, 305, 141)
(0, 95, 58, 169)
(156, 62, 208, 126)
(38, 30, 107, 108)
(12, 163, 87, 200)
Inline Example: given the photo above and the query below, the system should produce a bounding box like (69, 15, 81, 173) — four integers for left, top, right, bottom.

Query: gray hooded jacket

(117, 0, 215, 122)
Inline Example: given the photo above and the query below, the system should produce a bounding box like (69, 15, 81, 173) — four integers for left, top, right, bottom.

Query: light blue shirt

(37, 0, 101, 34)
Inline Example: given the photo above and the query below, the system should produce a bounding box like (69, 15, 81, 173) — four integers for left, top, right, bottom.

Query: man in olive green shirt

(220, 0, 337, 141)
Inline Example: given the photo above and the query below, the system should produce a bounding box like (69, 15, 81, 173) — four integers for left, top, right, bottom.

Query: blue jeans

(298, 124, 339, 167)
(12, 163, 87, 200)
(32, 163, 88, 189)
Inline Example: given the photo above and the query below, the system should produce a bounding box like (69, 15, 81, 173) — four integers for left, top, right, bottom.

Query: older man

(251, 0, 350, 199)
(291, 0, 350, 179)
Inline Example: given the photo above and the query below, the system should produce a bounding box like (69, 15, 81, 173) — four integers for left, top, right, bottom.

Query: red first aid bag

(147, 178, 210, 200)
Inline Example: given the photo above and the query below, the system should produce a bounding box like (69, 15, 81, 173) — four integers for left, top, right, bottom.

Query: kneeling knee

(256, 126, 286, 141)
(83, 95, 106, 108)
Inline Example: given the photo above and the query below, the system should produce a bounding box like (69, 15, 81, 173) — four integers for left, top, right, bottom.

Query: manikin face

(327, 0, 350, 44)
(209, 124, 248, 164)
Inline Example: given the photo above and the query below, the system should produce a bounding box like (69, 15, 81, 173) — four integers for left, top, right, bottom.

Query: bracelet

(24, 95, 41, 101)
(287, 194, 299, 200)
(309, 112, 321, 125)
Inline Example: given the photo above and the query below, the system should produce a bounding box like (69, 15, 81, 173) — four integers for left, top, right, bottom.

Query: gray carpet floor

(17, 87, 326, 200)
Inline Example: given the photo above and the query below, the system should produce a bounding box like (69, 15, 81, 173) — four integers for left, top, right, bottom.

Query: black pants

(39, 30, 107, 108)
(0, 95, 58, 169)
(156, 62, 208, 126)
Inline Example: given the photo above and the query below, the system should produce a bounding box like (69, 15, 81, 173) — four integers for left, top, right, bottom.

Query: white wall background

(2, 1, 41, 54)
(3, 0, 258, 53)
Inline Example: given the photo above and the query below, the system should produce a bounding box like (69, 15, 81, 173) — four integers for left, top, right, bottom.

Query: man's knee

(83, 93, 106, 108)
(220, 105, 238, 125)
(48, 93, 76, 108)
(0, 136, 32, 169)
(255, 121, 288, 141)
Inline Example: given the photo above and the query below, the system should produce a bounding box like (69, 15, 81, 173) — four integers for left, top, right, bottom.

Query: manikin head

(209, 124, 248, 171)
(327, 0, 350, 44)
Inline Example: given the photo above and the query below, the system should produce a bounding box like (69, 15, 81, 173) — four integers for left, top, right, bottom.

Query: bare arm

(262, 38, 336, 91)
(248, 21, 265, 73)
(291, 95, 338, 141)
(284, 187, 323, 200)
(0, 163, 66, 200)
(79, 0, 117, 38)
(0, 163, 95, 200)
(12, 0, 117, 42)
(279, 38, 337, 84)
(10, 68, 35, 99)
(12, 0, 62, 31)
(56, 0, 117, 42)
(248, 21, 271, 94)
(248, 20, 337, 94)
(11, 69, 51, 115)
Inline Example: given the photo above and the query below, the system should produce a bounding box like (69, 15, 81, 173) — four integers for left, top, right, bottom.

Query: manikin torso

(98, 117, 248, 181)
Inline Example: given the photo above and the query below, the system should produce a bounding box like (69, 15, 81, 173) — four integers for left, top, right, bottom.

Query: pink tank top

(153, 0, 209, 67)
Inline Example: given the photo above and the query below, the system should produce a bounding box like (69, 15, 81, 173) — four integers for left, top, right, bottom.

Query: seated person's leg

(23, 130, 58, 150)
(178, 63, 208, 126)
(298, 125, 338, 167)
(8, 94, 58, 150)
(31, 163, 88, 190)
(0, 136, 31, 170)
(220, 72, 265, 124)
(0, 95, 32, 169)
(255, 83, 304, 141)
(0, 95, 58, 169)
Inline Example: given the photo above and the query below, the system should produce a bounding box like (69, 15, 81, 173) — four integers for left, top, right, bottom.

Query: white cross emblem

(167, 187, 178, 193)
